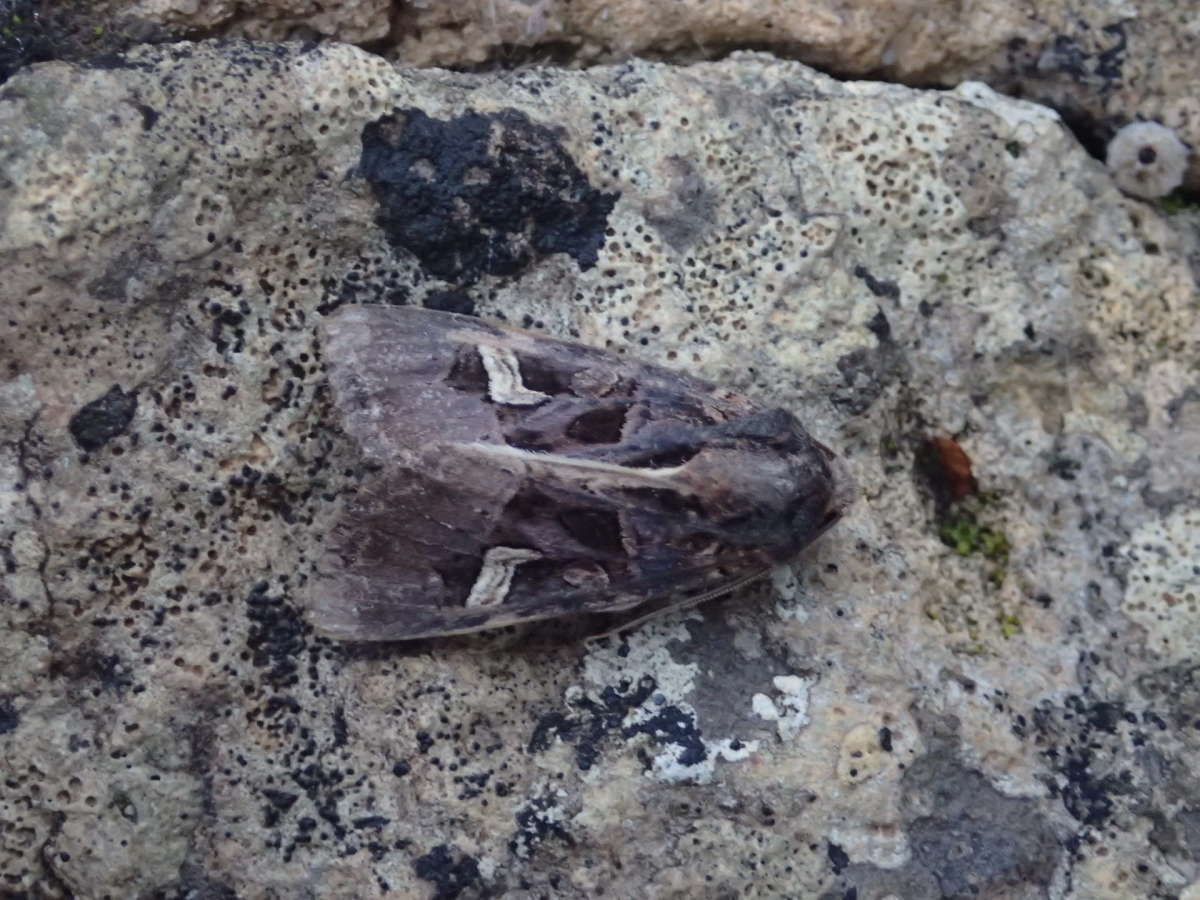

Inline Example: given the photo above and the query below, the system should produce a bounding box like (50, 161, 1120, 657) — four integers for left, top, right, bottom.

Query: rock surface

(69, 0, 1200, 191)
(399, 0, 1200, 193)
(0, 40, 1198, 899)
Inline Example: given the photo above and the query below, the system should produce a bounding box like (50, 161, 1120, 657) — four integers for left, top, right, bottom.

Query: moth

(307, 304, 853, 641)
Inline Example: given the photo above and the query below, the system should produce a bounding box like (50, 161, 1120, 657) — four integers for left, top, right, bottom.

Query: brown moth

(307, 304, 853, 641)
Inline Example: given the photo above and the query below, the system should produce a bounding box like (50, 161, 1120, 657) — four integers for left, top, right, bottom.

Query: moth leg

(585, 568, 769, 643)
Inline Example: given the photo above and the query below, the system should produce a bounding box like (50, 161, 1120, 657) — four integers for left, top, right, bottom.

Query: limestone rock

(1, 41, 1198, 899)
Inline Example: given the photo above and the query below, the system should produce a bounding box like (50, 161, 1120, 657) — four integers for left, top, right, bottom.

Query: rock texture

(0, 40, 1198, 899)
(399, 0, 1200, 193)
(66, 0, 1200, 191)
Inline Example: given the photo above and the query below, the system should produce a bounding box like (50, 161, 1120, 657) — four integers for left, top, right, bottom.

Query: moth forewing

(307, 304, 852, 641)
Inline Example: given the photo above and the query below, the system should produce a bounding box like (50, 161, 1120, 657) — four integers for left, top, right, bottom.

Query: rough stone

(0, 41, 1198, 899)
(18, 3, 1199, 192)
(390, 0, 1200, 192)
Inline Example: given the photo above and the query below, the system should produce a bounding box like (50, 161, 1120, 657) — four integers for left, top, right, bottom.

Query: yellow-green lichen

(939, 514, 1010, 564)
(996, 612, 1022, 638)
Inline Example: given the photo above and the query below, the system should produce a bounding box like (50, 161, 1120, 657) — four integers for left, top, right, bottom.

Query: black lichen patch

(530, 671, 708, 778)
(69, 385, 138, 452)
(0, 696, 18, 734)
(623, 704, 707, 770)
(281, 757, 353, 861)
(260, 789, 299, 828)
(48, 646, 135, 696)
(243, 581, 309, 689)
(1137, 661, 1200, 737)
(877, 726, 893, 752)
(1038, 25, 1127, 87)
(206, 299, 251, 355)
(864, 307, 893, 341)
(509, 793, 575, 859)
(452, 770, 491, 802)
(528, 674, 657, 770)
(238, 579, 417, 870)
(1004, 24, 1128, 160)
(412, 844, 482, 900)
(1057, 747, 1128, 828)
(1032, 691, 1154, 829)
(853, 265, 901, 301)
(359, 107, 619, 285)
(826, 841, 850, 875)
(1048, 454, 1082, 480)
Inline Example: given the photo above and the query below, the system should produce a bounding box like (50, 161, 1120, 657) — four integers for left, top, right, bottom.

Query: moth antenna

(584, 566, 770, 643)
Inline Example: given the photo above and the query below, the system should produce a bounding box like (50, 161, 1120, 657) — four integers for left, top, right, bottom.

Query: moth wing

(310, 523, 763, 642)
(320, 304, 757, 455)
(304, 445, 775, 642)
(304, 441, 643, 641)
(318, 304, 508, 457)
(309, 581, 647, 642)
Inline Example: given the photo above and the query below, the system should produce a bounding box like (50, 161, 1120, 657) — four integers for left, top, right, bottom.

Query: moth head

(816, 442, 856, 523)
(671, 414, 853, 563)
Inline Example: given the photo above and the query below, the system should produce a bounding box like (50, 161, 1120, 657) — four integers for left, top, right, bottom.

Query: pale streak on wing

(477, 344, 551, 406)
(454, 442, 689, 491)
(465, 546, 544, 607)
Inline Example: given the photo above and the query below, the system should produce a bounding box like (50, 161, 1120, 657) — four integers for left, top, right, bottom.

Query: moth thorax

(678, 447, 817, 515)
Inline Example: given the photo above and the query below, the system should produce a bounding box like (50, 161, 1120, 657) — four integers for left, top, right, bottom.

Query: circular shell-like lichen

(1105, 121, 1191, 199)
